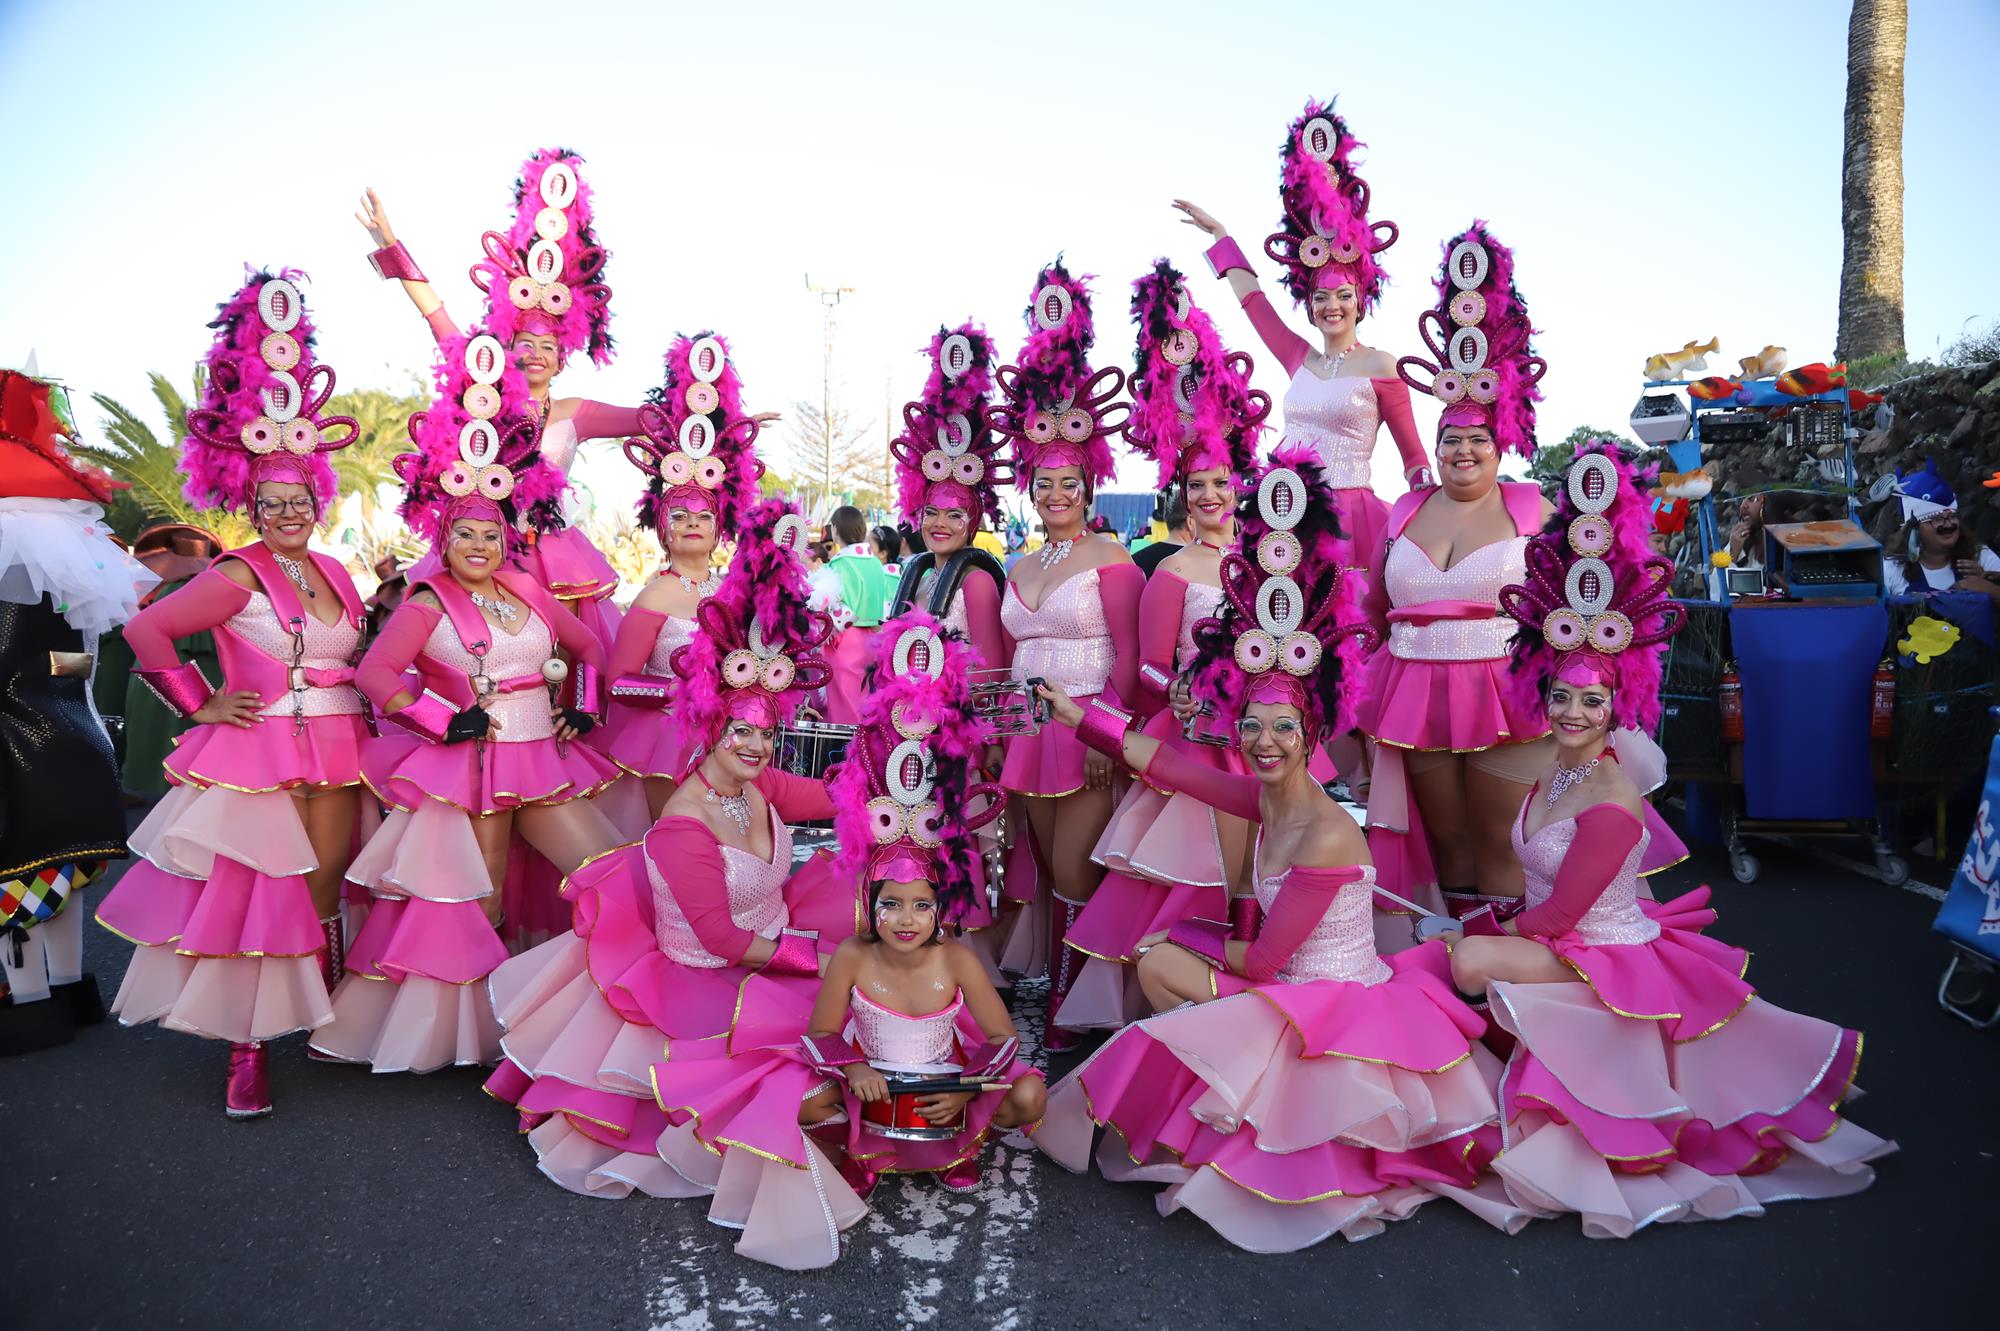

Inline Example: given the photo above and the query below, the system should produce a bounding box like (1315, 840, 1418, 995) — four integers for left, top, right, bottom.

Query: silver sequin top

(1002, 568, 1113, 696)
(229, 591, 363, 718)
(644, 613, 699, 676)
(421, 606, 558, 741)
(1252, 842, 1392, 986)
(1515, 806, 1660, 946)
(1281, 372, 1381, 490)
(1382, 536, 1528, 662)
(847, 987, 962, 1073)
(648, 805, 794, 967)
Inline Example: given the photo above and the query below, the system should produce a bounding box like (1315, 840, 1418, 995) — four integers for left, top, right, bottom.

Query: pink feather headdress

(829, 611, 1001, 925)
(1498, 444, 1684, 733)
(991, 259, 1127, 490)
(1263, 100, 1398, 310)
(1397, 222, 1545, 459)
(470, 148, 614, 367)
(625, 331, 764, 540)
(1187, 443, 1375, 741)
(1127, 260, 1269, 489)
(888, 323, 1008, 527)
(670, 496, 834, 742)
(181, 269, 356, 516)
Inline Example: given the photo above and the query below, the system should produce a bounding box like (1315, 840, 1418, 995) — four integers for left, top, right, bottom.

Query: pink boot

(225, 1042, 272, 1119)
(307, 915, 345, 1062)
(1044, 896, 1083, 1054)
(940, 1157, 982, 1193)
(836, 1151, 879, 1202)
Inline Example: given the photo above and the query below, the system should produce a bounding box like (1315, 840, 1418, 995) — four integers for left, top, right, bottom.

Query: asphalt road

(9, 830, 1994, 1330)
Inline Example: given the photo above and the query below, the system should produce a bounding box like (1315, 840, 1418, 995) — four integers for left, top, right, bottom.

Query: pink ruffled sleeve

(1136, 741, 1262, 823)
(1097, 563, 1143, 707)
(1243, 864, 1366, 983)
(957, 568, 1007, 672)
(1238, 290, 1311, 379)
(1135, 570, 1189, 717)
(1513, 805, 1644, 940)
(608, 607, 667, 679)
(648, 821, 749, 963)
(757, 768, 836, 824)
(569, 400, 646, 441)
(356, 600, 442, 711)
(1371, 377, 1428, 480)
(122, 568, 249, 671)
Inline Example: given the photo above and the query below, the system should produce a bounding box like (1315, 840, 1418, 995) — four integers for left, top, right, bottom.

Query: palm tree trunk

(1836, 0, 1907, 363)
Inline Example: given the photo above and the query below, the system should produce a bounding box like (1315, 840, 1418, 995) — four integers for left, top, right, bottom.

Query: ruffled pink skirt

(97, 782, 337, 1043)
(1357, 651, 1548, 754)
(1487, 889, 1896, 1236)
(166, 711, 367, 793)
(1036, 945, 1520, 1251)
(597, 696, 700, 783)
(1003, 690, 1107, 796)
(365, 731, 620, 816)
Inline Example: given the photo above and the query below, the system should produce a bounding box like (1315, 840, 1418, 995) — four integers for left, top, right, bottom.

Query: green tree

(324, 385, 429, 510)
(1527, 426, 1637, 493)
(79, 371, 251, 545)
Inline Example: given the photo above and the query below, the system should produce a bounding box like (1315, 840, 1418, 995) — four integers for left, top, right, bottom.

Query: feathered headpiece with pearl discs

(1397, 222, 1545, 458)
(1127, 260, 1269, 490)
(670, 496, 833, 741)
(888, 323, 1007, 528)
(991, 259, 1128, 490)
(1186, 443, 1373, 740)
(625, 331, 764, 539)
(471, 148, 614, 367)
(1264, 99, 1398, 310)
(830, 610, 1000, 926)
(1498, 444, 1683, 733)
(181, 269, 356, 515)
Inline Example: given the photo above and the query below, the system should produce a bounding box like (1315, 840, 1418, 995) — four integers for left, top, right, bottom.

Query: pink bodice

(645, 613, 699, 675)
(1381, 536, 1528, 662)
(538, 417, 581, 477)
(648, 806, 795, 967)
(229, 591, 363, 718)
(1252, 845, 1391, 987)
(1003, 568, 1112, 696)
(1281, 372, 1381, 490)
(422, 606, 558, 741)
(1176, 581, 1224, 672)
(1515, 809, 1659, 946)
(847, 987, 963, 1073)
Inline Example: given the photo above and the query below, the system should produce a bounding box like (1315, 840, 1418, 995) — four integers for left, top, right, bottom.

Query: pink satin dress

(1001, 570, 1115, 797)
(1283, 371, 1394, 583)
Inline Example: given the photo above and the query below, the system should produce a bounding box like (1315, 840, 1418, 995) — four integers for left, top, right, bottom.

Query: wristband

(800, 1031, 867, 1076)
(133, 663, 215, 720)
(1075, 698, 1134, 758)
(1228, 894, 1262, 942)
(1167, 919, 1230, 970)
(571, 660, 603, 717)
(961, 1037, 1018, 1080)
(1205, 236, 1254, 281)
(383, 689, 458, 743)
(368, 241, 427, 283)
(1138, 662, 1174, 695)
(609, 674, 673, 708)
(761, 929, 821, 977)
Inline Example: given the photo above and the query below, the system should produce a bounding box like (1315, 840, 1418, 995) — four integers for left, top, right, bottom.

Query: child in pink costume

(1032, 446, 1525, 1251)
(1060, 261, 1269, 1033)
(98, 271, 372, 1119)
(1442, 444, 1895, 1236)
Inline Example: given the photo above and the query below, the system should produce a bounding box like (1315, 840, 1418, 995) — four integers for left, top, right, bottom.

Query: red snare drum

(859, 1073, 982, 1141)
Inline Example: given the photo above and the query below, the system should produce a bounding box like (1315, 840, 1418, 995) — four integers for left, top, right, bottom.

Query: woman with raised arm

(306, 339, 622, 1073)
(597, 331, 765, 828)
(1031, 445, 1520, 1251)
(1056, 262, 1268, 1034)
(98, 272, 372, 1117)
(1357, 223, 1556, 930)
(1444, 445, 1895, 1235)
(988, 260, 1143, 1050)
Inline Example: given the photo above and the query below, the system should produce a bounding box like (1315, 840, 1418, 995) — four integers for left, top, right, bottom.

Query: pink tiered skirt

(1357, 651, 1548, 754)
(598, 695, 699, 784)
(528, 526, 622, 649)
(363, 730, 620, 816)
(1487, 888, 1896, 1236)
(1036, 944, 1525, 1251)
(165, 711, 367, 792)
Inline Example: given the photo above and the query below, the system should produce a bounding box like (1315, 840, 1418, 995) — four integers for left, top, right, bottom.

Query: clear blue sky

(1, 0, 1992, 510)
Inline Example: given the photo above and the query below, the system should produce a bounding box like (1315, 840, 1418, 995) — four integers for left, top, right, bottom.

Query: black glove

(445, 705, 491, 744)
(561, 707, 596, 736)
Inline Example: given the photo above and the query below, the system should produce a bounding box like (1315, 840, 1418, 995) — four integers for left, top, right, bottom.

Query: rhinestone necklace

(272, 552, 316, 599)
(673, 568, 720, 597)
(1546, 756, 1601, 805)
(1038, 538, 1075, 570)
(697, 772, 751, 834)
(470, 590, 519, 626)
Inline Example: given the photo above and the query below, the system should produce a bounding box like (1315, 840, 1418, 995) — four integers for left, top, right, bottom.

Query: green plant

(80, 371, 250, 545)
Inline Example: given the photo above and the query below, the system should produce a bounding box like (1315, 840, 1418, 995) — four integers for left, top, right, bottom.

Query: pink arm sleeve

(356, 601, 441, 710)
(1513, 806, 1645, 940)
(1135, 572, 1188, 716)
(1137, 741, 1262, 822)
(1098, 563, 1143, 706)
(548, 598, 607, 672)
(1371, 377, 1428, 478)
(757, 768, 837, 823)
(608, 607, 667, 679)
(958, 569, 1007, 671)
(569, 400, 646, 441)
(650, 822, 751, 963)
(1243, 864, 1364, 982)
(425, 306, 461, 344)
(1238, 291, 1311, 379)
(123, 569, 250, 671)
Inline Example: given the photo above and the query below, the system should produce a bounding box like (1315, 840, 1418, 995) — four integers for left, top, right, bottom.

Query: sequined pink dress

(1484, 795, 1894, 1236)
(1036, 745, 1512, 1248)
(100, 548, 370, 1045)
(1001, 566, 1138, 798)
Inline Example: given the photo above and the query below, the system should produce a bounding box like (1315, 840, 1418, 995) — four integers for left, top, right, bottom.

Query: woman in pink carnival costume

(1441, 444, 1895, 1235)
(1030, 444, 1526, 1251)
(1056, 261, 1269, 1034)
(598, 331, 766, 830)
(477, 499, 860, 1240)
(644, 613, 1046, 1267)
(306, 339, 623, 1073)
(98, 270, 372, 1118)
(1357, 223, 1556, 932)
(989, 259, 1142, 1051)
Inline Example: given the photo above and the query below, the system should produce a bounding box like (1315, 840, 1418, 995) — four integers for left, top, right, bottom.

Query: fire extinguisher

(1870, 658, 1896, 740)
(1718, 662, 1744, 742)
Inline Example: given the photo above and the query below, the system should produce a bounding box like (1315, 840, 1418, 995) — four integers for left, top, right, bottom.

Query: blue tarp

(1729, 601, 1887, 820)
(1934, 729, 2000, 963)
(1093, 492, 1159, 541)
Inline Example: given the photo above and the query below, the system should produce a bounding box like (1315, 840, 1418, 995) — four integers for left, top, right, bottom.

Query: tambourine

(1180, 701, 1235, 748)
(968, 668, 1047, 737)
